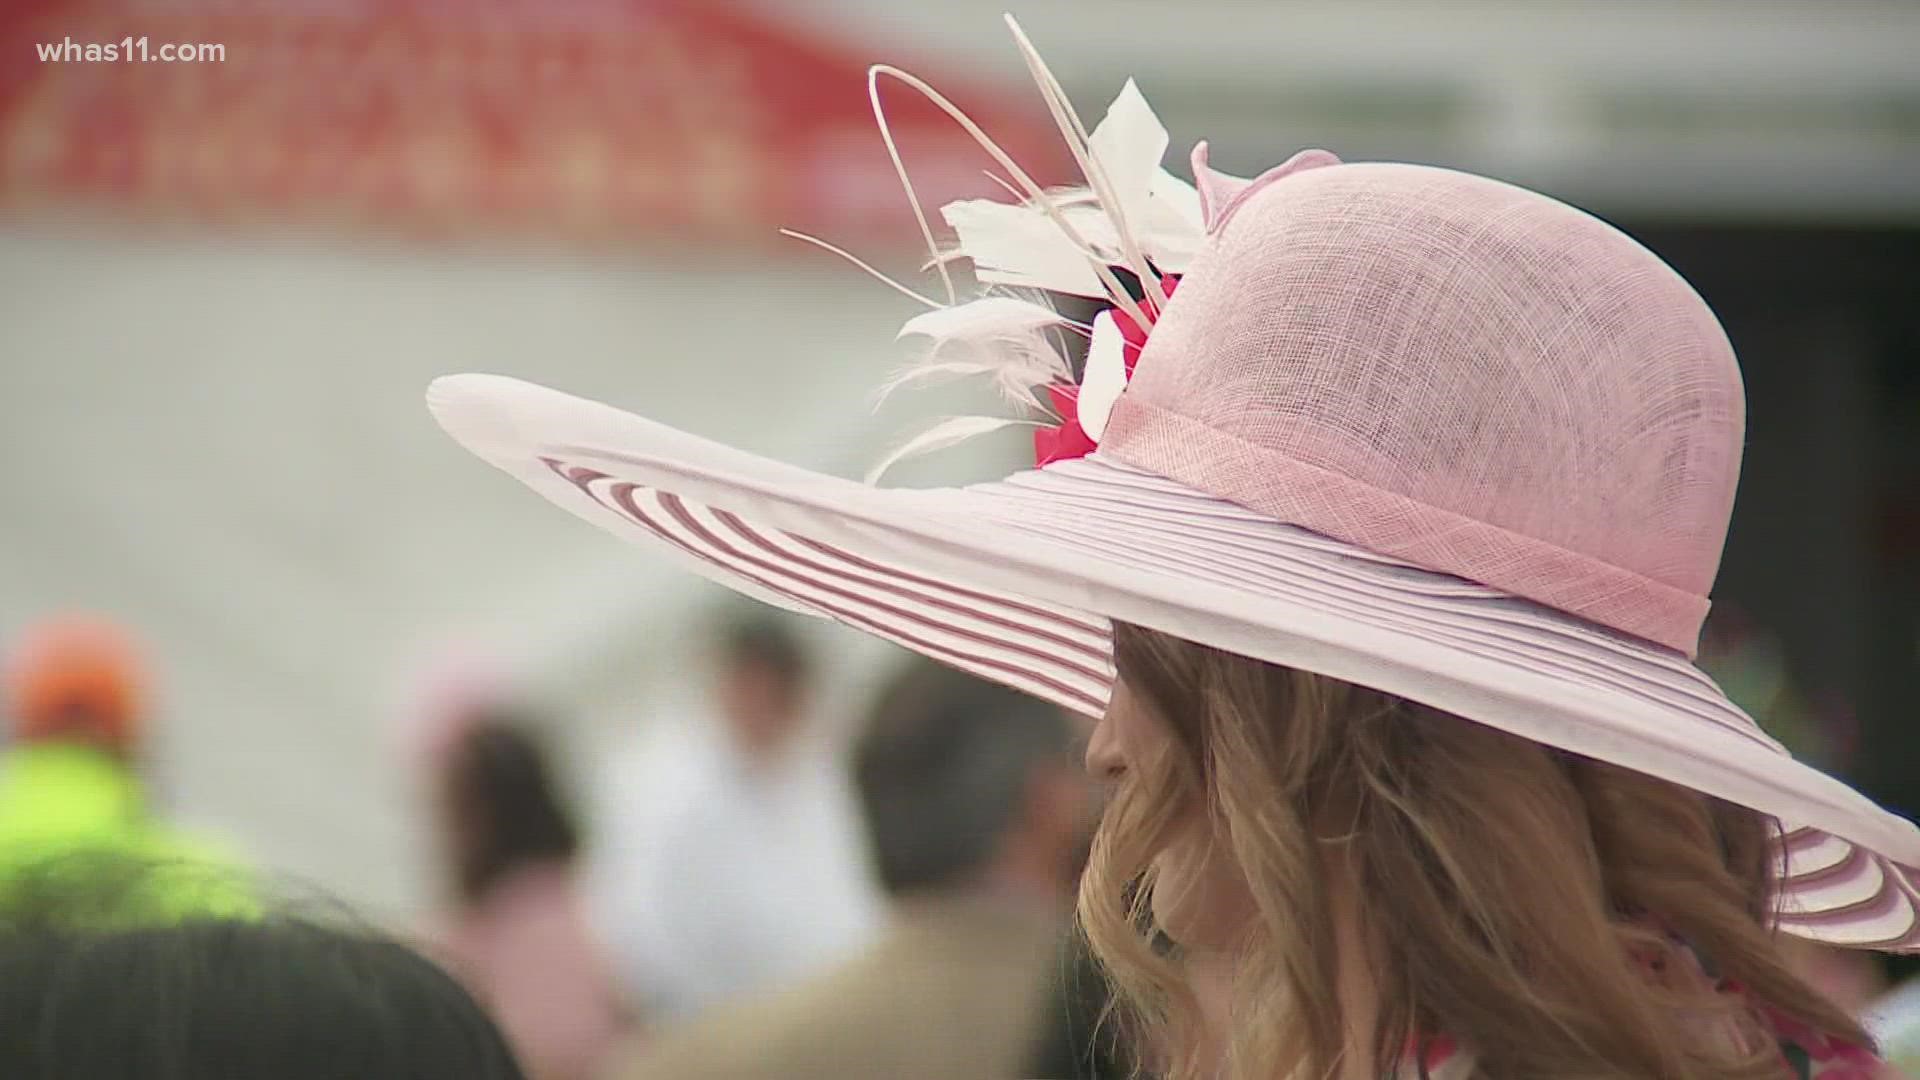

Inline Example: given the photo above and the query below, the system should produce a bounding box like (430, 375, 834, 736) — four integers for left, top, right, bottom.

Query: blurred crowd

(0, 610, 1127, 1079)
(3, 605, 1916, 1077)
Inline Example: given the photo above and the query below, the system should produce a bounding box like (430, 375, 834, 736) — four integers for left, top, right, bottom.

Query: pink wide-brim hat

(427, 27, 1920, 948)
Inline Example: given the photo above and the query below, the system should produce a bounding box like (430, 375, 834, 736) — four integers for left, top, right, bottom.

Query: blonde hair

(1078, 623, 1870, 1079)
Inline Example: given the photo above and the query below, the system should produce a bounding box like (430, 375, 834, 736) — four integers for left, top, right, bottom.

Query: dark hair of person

(1025, 929, 1136, 1080)
(441, 709, 581, 905)
(853, 659, 1075, 895)
(0, 858, 527, 1080)
(715, 615, 811, 688)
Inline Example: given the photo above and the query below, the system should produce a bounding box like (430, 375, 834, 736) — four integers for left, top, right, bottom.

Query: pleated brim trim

(429, 373, 1920, 949)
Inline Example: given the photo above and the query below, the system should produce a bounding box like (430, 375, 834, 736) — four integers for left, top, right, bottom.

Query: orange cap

(4, 615, 147, 748)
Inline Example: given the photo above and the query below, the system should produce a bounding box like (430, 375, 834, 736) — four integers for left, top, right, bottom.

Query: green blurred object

(0, 743, 257, 927)
(1697, 614, 1856, 774)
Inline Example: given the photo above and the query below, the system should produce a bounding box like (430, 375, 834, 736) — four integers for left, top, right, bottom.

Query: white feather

(1086, 79, 1168, 245)
(854, 57, 1198, 482)
(1054, 183, 1203, 275)
(880, 296, 1074, 412)
(870, 359, 1005, 403)
(1077, 311, 1128, 442)
(897, 296, 1065, 342)
(865, 415, 1033, 485)
(1150, 168, 1203, 231)
(872, 354, 1054, 412)
(1144, 170, 1206, 271)
(937, 80, 1206, 290)
(941, 199, 1106, 297)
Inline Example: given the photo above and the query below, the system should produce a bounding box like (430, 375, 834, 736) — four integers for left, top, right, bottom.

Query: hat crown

(1104, 161, 1745, 656)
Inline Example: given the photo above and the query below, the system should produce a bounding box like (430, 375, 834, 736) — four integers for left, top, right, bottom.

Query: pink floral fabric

(1399, 1025, 1890, 1080)
(1394, 937, 1895, 1079)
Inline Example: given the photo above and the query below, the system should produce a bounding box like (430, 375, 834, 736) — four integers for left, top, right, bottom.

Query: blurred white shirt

(585, 712, 882, 1022)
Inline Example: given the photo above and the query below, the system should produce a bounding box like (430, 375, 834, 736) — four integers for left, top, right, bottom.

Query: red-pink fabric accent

(1033, 384, 1097, 467)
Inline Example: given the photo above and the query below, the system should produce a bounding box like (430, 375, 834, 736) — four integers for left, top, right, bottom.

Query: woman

(421, 704, 628, 1080)
(1082, 623, 1882, 1077)
(423, 17, 1916, 1078)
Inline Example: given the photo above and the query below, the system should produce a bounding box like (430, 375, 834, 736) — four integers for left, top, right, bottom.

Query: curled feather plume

(789, 17, 1220, 482)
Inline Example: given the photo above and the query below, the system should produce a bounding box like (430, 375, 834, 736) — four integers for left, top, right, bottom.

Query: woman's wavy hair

(1077, 623, 1870, 1079)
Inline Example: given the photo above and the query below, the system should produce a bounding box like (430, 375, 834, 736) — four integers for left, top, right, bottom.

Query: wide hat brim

(429, 372, 1920, 949)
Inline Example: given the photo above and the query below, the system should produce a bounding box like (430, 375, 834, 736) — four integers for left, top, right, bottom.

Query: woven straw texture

(1110, 160, 1741, 657)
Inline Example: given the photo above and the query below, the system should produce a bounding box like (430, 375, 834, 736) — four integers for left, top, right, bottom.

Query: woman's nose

(1084, 712, 1126, 780)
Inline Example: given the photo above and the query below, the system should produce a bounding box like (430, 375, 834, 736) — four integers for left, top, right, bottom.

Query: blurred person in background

(586, 613, 880, 1022)
(0, 614, 245, 910)
(612, 657, 1101, 1080)
(0, 855, 526, 1080)
(417, 689, 629, 1080)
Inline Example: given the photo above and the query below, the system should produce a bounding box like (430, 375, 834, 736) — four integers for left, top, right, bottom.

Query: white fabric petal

(1077, 310, 1128, 442)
